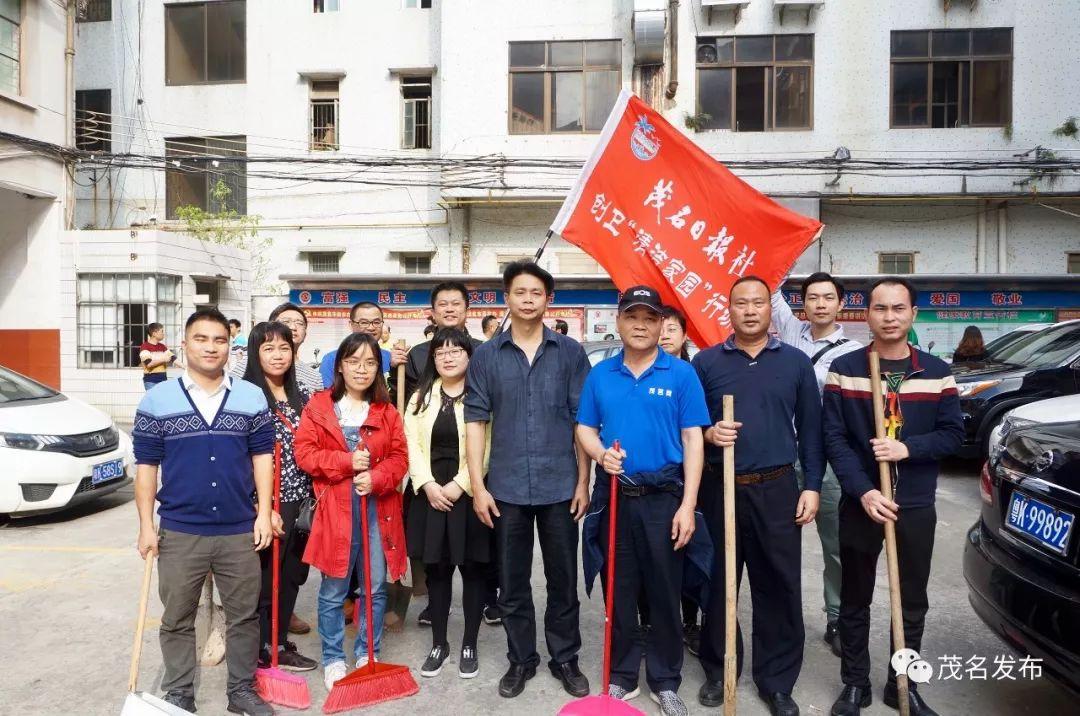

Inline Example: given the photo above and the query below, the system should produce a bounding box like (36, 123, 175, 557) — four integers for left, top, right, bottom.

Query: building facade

(69, 0, 1080, 360)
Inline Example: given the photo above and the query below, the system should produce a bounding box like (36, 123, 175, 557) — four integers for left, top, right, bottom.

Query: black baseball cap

(618, 285, 663, 314)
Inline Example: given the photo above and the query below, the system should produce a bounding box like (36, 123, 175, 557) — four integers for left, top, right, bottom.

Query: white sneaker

(323, 660, 347, 691)
(608, 684, 641, 700)
(650, 690, 688, 716)
(355, 653, 370, 668)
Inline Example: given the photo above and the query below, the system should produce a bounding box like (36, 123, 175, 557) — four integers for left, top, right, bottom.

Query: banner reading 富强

(551, 89, 822, 348)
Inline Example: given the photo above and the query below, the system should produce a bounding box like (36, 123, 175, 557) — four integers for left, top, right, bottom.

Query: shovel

(121, 554, 194, 715)
(559, 440, 643, 716)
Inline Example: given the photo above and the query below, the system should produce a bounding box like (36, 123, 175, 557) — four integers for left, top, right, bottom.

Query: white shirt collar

(181, 370, 232, 396)
(800, 321, 847, 345)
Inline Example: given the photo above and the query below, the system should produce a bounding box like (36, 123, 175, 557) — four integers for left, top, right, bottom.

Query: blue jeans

(317, 491, 387, 665)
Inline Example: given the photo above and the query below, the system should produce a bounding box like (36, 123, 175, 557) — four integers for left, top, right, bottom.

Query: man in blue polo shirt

(577, 285, 711, 716)
(692, 276, 825, 716)
(134, 308, 281, 716)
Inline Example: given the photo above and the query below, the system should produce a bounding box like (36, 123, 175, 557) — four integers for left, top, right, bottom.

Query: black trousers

(426, 561, 486, 650)
(600, 491, 685, 693)
(699, 465, 804, 695)
(494, 499, 581, 668)
(838, 498, 936, 689)
(258, 500, 310, 649)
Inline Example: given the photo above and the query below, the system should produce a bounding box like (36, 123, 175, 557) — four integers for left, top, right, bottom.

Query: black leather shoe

(497, 663, 536, 698)
(698, 680, 724, 707)
(824, 621, 842, 657)
(883, 682, 938, 716)
(830, 685, 872, 715)
(550, 660, 590, 697)
(162, 691, 196, 713)
(759, 690, 800, 716)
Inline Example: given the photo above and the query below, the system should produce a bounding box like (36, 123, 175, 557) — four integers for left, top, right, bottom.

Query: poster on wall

(586, 307, 619, 341)
(914, 309, 1056, 359)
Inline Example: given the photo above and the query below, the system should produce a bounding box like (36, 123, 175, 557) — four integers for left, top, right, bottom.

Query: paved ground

(1, 461, 1073, 715)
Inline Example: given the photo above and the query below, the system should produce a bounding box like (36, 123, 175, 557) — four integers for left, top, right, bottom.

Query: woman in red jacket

(294, 333, 408, 691)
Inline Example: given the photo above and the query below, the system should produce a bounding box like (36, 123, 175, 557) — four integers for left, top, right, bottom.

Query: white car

(0, 365, 133, 517)
(987, 393, 1080, 462)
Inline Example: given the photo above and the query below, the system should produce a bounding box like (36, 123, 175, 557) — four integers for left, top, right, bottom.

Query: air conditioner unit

(633, 1, 666, 66)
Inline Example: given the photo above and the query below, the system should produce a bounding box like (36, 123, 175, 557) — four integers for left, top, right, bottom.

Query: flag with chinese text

(551, 89, 822, 347)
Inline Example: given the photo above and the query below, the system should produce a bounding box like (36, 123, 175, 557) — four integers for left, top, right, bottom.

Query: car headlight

(958, 379, 1002, 398)
(0, 432, 64, 451)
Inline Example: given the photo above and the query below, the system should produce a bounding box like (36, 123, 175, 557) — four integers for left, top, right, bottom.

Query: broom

(255, 443, 312, 709)
(559, 441, 643, 716)
(868, 352, 911, 716)
(323, 492, 419, 713)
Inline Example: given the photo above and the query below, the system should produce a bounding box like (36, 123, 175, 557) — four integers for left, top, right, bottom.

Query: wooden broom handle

(722, 395, 737, 715)
(128, 552, 155, 693)
(868, 351, 910, 716)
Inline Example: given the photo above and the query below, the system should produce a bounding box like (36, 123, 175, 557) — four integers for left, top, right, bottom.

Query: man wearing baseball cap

(576, 285, 712, 716)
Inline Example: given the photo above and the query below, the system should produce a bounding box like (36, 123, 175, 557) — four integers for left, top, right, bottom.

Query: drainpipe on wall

(461, 205, 472, 273)
(997, 204, 1008, 273)
(975, 201, 986, 273)
(665, 1, 679, 100)
(64, 0, 76, 229)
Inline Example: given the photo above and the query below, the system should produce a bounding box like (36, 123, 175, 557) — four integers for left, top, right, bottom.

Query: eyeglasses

(278, 318, 306, 328)
(342, 358, 375, 370)
(434, 348, 466, 361)
(350, 319, 383, 329)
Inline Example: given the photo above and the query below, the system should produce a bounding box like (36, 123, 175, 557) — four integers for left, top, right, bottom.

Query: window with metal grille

(75, 89, 111, 152)
(890, 28, 1011, 128)
(878, 253, 915, 274)
(313, 0, 339, 12)
(1068, 253, 1080, 274)
(401, 77, 431, 149)
(400, 254, 432, 275)
(310, 80, 340, 150)
(509, 40, 621, 134)
(77, 0, 111, 22)
(308, 252, 341, 274)
(695, 34, 814, 132)
(165, 135, 247, 218)
(77, 274, 181, 369)
(165, 0, 246, 86)
(0, 0, 21, 95)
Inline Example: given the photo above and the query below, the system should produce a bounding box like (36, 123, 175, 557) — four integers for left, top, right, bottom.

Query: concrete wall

(59, 229, 251, 421)
(70, 0, 1080, 287)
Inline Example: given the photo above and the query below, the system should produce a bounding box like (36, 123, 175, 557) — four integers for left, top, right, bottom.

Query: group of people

(132, 261, 962, 716)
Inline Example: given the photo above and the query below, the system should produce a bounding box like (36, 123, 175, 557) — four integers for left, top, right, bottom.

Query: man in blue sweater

(823, 278, 963, 716)
(692, 276, 825, 716)
(134, 308, 281, 716)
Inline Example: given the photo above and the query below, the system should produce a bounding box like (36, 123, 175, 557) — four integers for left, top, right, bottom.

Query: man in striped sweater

(134, 308, 282, 716)
(822, 278, 963, 716)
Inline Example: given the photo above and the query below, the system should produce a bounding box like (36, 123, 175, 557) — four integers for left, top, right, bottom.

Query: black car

(952, 321, 1080, 458)
(963, 414, 1080, 696)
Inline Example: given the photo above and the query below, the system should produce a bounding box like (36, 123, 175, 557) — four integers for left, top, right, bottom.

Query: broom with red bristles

(255, 443, 312, 709)
(323, 492, 419, 713)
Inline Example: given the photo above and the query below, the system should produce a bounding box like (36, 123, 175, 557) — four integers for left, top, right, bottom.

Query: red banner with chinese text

(551, 90, 823, 348)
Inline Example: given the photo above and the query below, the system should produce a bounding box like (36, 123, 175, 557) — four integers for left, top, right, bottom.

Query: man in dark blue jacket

(693, 276, 825, 716)
(823, 277, 963, 716)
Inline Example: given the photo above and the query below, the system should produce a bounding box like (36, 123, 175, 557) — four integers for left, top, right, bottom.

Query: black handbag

(294, 492, 318, 534)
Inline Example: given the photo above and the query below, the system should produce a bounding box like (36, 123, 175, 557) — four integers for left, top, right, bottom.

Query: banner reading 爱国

(551, 89, 823, 348)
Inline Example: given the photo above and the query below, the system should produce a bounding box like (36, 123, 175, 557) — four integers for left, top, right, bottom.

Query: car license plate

(1006, 492, 1075, 556)
(92, 458, 124, 485)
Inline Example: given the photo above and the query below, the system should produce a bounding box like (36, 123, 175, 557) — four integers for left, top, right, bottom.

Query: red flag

(551, 90, 822, 348)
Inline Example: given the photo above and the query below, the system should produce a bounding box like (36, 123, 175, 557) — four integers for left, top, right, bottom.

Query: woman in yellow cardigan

(404, 328, 491, 680)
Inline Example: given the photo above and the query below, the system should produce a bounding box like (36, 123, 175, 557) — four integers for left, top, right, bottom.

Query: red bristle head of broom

(322, 661, 418, 713)
(256, 665, 312, 709)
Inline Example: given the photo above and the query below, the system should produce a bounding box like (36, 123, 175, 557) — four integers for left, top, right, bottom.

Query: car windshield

(985, 331, 1029, 358)
(992, 323, 1080, 369)
(0, 366, 60, 403)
